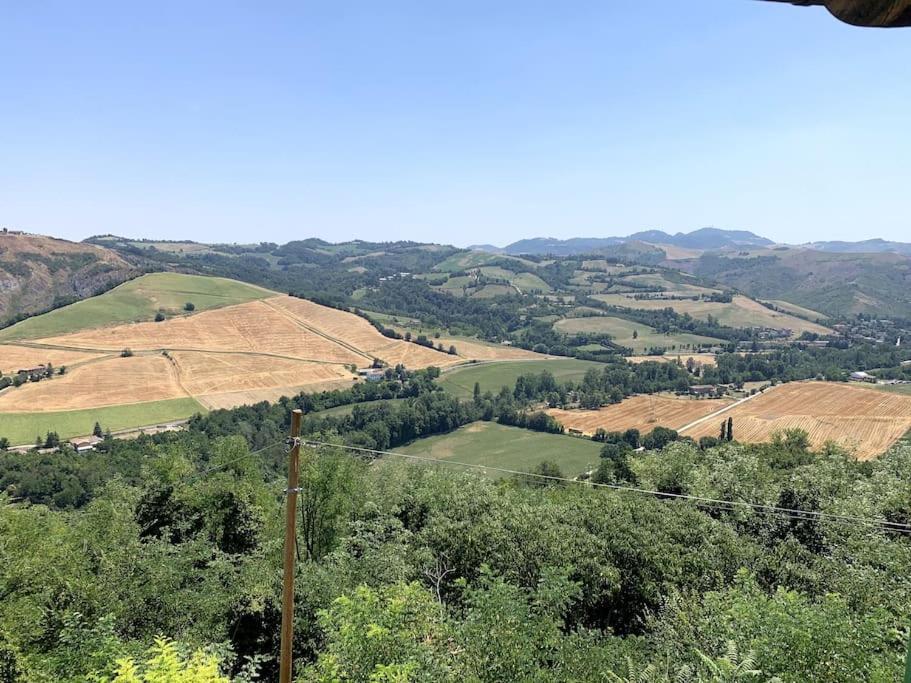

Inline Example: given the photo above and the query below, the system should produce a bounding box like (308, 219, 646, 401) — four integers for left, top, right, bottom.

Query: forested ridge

(2, 362, 911, 681)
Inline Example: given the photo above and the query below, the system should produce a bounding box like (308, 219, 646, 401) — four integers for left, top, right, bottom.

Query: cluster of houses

(832, 319, 903, 346)
(377, 272, 413, 283)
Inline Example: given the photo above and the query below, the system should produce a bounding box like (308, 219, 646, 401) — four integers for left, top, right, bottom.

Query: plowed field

(682, 381, 911, 459)
(0, 344, 106, 374)
(547, 395, 733, 435)
(0, 355, 184, 412)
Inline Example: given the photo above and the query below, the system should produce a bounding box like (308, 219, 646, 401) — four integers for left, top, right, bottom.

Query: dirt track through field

(682, 381, 911, 459)
(2, 294, 544, 413)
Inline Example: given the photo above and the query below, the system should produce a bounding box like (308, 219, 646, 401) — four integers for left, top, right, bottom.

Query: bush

(100, 637, 228, 682)
(642, 426, 679, 451)
(154, 311, 166, 322)
(184, 302, 195, 311)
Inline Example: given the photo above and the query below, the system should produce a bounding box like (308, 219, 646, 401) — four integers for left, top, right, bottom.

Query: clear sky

(2, 1, 909, 247)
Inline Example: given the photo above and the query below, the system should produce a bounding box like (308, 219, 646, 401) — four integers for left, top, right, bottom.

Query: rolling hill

(473, 228, 774, 257)
(0, 272, 548, 444)
(0, 232, 135, 328)
(687, 248, 911, 318)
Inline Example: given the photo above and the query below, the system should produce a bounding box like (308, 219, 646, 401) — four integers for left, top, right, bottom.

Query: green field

(434, 251, 538, 273)
(553, 315, 721, 353)
(470, 284, 515, 299)
(393, 422, 601, 478)
(0, 273, 274, 341)
(438, 358, 606, 399)
(0, 397, 206, 446)
(592, 293, 830, 336)
(874, 384, 911, 396)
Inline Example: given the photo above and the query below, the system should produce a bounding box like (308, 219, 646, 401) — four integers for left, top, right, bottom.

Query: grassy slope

(478, 267, 552, 293)
(434, 251, 538, 273)
(761, 299, 829, 322)
(592, 293, 827, 334)
(874, 384, 911, 396)
(438, 358, 605, 399)
(0, 397, 206, 446)
(554, 315, 722, 353)
(393, 422, 601, 478)
(0, 273, 273, 342)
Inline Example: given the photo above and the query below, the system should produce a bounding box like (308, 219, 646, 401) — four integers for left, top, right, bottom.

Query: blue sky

(2, 1, 909, 246)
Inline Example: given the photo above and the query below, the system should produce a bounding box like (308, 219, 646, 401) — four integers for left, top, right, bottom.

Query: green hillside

(554, 315, 722, 353)
(0, 273, 274, 341)
(693, 249, 911, 318)
(0, 397, 206, 446)
(438, 359, 605, 399)
(393, 422, 601, 478)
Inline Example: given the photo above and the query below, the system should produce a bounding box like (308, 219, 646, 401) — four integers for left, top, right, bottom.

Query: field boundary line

(678, 383, 780, 435)
(260, 298, 376, 363)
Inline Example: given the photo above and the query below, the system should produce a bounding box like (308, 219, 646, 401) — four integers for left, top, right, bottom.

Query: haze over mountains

(2, 227, 910, 331)
(469, 228, 911, 257)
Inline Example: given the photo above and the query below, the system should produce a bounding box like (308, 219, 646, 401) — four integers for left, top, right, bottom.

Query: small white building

(849, 371, 876, 383)
(69, 435, 102, 452)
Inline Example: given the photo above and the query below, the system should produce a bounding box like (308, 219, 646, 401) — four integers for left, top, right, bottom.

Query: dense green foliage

(3, 425, 910, 681)
(4, 236, 908, 681)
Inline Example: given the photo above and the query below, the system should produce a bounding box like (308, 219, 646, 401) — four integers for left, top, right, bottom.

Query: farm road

(678, 384, 780, 435)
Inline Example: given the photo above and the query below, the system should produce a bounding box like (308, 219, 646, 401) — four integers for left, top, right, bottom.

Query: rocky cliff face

(0, 232, 136, 327)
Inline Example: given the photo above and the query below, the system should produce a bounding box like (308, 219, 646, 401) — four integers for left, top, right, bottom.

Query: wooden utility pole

(279, 409, 303, 683)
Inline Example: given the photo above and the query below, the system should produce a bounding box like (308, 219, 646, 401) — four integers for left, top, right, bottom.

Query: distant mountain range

(470, 228, 774, 256)
(471, 229, 911, 259)
(804, 238, 911, 256)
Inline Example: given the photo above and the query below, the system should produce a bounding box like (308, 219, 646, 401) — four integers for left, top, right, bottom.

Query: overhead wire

(300, 438, 911, 536)
(183, 438, 286, 485)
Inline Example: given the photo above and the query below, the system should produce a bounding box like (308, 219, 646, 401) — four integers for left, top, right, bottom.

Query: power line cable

(301, 439, 911, 535)
(183, 439, 286, 485)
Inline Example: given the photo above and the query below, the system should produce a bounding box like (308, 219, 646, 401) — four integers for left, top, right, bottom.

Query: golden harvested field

(438, 338, 545, 362)
(760, 299, 829, 322)
(169, 351, 354, 396)
(547, 395, 734, 436)
(0, 355, 184, 412)
(197, 382, 354, 411)
(38, 299, 368, 364)
(653, 243, 704, 260)
(627, 353, 717, 367)
(0, 291, 541, 416)
(683, 382, 911, 459)
(0, 344, 106, 374)
(265, 296, 459, 367)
